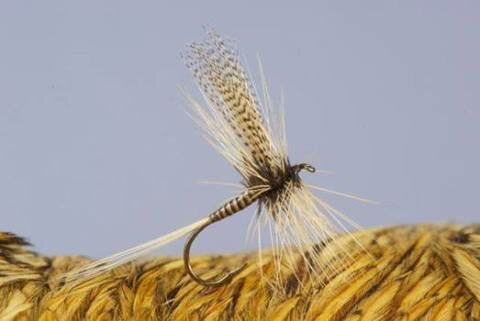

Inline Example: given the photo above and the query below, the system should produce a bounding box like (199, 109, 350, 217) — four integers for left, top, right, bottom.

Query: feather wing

(182, 28, 287, 181)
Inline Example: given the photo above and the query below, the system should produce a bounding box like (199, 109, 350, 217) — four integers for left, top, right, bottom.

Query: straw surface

(1, 225, 479, 321)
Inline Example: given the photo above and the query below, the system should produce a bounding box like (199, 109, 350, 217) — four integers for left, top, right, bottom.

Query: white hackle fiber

(58, 218, 209, 283)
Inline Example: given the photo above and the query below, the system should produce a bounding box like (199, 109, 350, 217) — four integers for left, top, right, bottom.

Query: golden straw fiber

(1, 225, 479, 321)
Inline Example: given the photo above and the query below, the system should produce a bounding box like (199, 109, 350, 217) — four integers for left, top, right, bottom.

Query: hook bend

(183, 219, 246, 287)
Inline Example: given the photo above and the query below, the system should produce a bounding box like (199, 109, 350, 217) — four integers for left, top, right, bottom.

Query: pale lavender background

(0, 2, 479, 257)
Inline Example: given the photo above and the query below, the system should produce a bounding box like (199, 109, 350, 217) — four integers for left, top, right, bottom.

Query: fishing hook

(183, 218, 247, 287)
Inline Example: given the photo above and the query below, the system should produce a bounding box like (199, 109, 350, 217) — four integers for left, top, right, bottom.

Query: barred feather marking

(182, 29, 284, 177)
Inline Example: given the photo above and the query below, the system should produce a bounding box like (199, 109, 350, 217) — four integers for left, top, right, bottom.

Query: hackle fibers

(1, 225, 480, 321)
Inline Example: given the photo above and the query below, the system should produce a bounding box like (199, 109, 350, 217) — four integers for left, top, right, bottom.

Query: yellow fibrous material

(1, 225, 479, 321)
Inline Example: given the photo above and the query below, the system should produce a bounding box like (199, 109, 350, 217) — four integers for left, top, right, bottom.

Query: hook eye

(303, 164, 316, 173)
(296, 163, 315, 173)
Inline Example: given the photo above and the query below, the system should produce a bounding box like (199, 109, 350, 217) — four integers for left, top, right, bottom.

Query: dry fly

(60, 28, 373, 288)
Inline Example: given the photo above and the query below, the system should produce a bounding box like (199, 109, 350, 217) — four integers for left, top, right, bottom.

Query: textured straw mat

(0, 225, 479, 321)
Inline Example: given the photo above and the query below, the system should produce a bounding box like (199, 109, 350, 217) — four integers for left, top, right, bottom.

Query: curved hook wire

(183, 219, 247, 287)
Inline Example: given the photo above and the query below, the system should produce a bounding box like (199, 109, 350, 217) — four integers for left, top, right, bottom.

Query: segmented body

(209, 189, 264, 223)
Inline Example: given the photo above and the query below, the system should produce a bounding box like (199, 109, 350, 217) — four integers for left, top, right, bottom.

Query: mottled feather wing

(182, 29, 277, 173)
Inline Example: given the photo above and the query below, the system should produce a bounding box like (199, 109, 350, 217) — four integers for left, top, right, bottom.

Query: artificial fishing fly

(59, 28, 373, 288)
